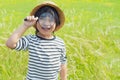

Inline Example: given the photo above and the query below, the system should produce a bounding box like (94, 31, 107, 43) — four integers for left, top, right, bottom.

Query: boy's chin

(40, 30, 53, 35)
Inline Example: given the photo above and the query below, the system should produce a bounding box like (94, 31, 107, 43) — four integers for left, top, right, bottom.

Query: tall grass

(0, 0, 120, 80)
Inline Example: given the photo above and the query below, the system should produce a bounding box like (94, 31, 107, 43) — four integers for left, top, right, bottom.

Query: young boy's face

(36, 12, 56, 35)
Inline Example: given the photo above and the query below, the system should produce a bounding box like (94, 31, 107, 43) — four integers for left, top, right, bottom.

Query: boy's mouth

(41, 27, 51, 31)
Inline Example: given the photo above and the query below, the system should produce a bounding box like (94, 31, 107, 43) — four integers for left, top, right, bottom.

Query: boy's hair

(35, 6, 60, 34)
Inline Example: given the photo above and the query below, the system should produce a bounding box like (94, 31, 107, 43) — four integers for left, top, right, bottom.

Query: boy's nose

(42, 22, 51, 28)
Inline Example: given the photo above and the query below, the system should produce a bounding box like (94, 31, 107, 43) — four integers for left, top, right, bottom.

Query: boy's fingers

(31, 16, 34, 20)
(24, 16, 38, 21)
(32, 16, 38, 21)
(26, 16, 31, 21)
(29, 16, 36, 21)
(29, 16, 32, 21)
(35, 17, 38, 21)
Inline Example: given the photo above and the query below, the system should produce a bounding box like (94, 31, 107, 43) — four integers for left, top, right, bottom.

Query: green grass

(0, 0, 120, 80)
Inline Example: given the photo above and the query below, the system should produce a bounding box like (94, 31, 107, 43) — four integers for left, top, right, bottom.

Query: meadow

(0, 0, 120, 80)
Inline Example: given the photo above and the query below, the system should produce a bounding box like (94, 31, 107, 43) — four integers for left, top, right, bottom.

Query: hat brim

(30, 1, 65, 31)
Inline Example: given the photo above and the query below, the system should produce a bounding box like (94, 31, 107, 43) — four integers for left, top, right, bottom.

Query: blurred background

(0, 0, 120, 80)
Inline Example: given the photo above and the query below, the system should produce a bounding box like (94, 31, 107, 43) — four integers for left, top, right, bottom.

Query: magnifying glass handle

(24, 18, 38, 21)
(24, 18, 28, 21)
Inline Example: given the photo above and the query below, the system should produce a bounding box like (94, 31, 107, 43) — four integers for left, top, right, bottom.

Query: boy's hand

(23, 16, 38, 28)
(6, 16, 38, 49)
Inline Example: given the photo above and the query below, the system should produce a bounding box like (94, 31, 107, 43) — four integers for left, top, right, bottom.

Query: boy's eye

(39, 17, 44, 20)
(39, 17, 55, 23)
(39, 17, 55, 22)
(40, 13, 54, 19)
(40, 14, 46, 17)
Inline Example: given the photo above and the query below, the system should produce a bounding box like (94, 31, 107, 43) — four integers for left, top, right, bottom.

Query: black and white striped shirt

(15, 35, 67, 80)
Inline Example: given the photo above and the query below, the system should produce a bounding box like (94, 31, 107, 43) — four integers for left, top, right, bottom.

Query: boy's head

(30, 1, 65, 32)
(35, 6, 60, 27)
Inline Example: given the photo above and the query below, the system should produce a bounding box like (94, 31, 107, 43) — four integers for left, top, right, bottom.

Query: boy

(6, 1, 67, 80)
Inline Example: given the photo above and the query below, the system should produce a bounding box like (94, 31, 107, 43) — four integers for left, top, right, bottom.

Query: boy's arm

(6, 16, 38, 49)
(60, 64, 67, 80)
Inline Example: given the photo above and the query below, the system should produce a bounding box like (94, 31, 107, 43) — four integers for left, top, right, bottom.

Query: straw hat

(30, 1, 65, 31)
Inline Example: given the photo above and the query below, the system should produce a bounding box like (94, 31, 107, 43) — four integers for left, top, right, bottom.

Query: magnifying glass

(38, 13, 55, 28)
(24, 12, 55, 28)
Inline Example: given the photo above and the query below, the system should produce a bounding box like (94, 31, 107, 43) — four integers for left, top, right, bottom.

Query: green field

(0, 0, 120, 80)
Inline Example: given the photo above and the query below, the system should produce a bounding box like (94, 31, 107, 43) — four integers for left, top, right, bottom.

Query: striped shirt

(15, 35, 67, 80)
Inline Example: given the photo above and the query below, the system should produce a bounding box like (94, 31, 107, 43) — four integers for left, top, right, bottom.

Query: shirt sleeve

(60, 43, 67, 64)
(15, 35, 31, 51)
